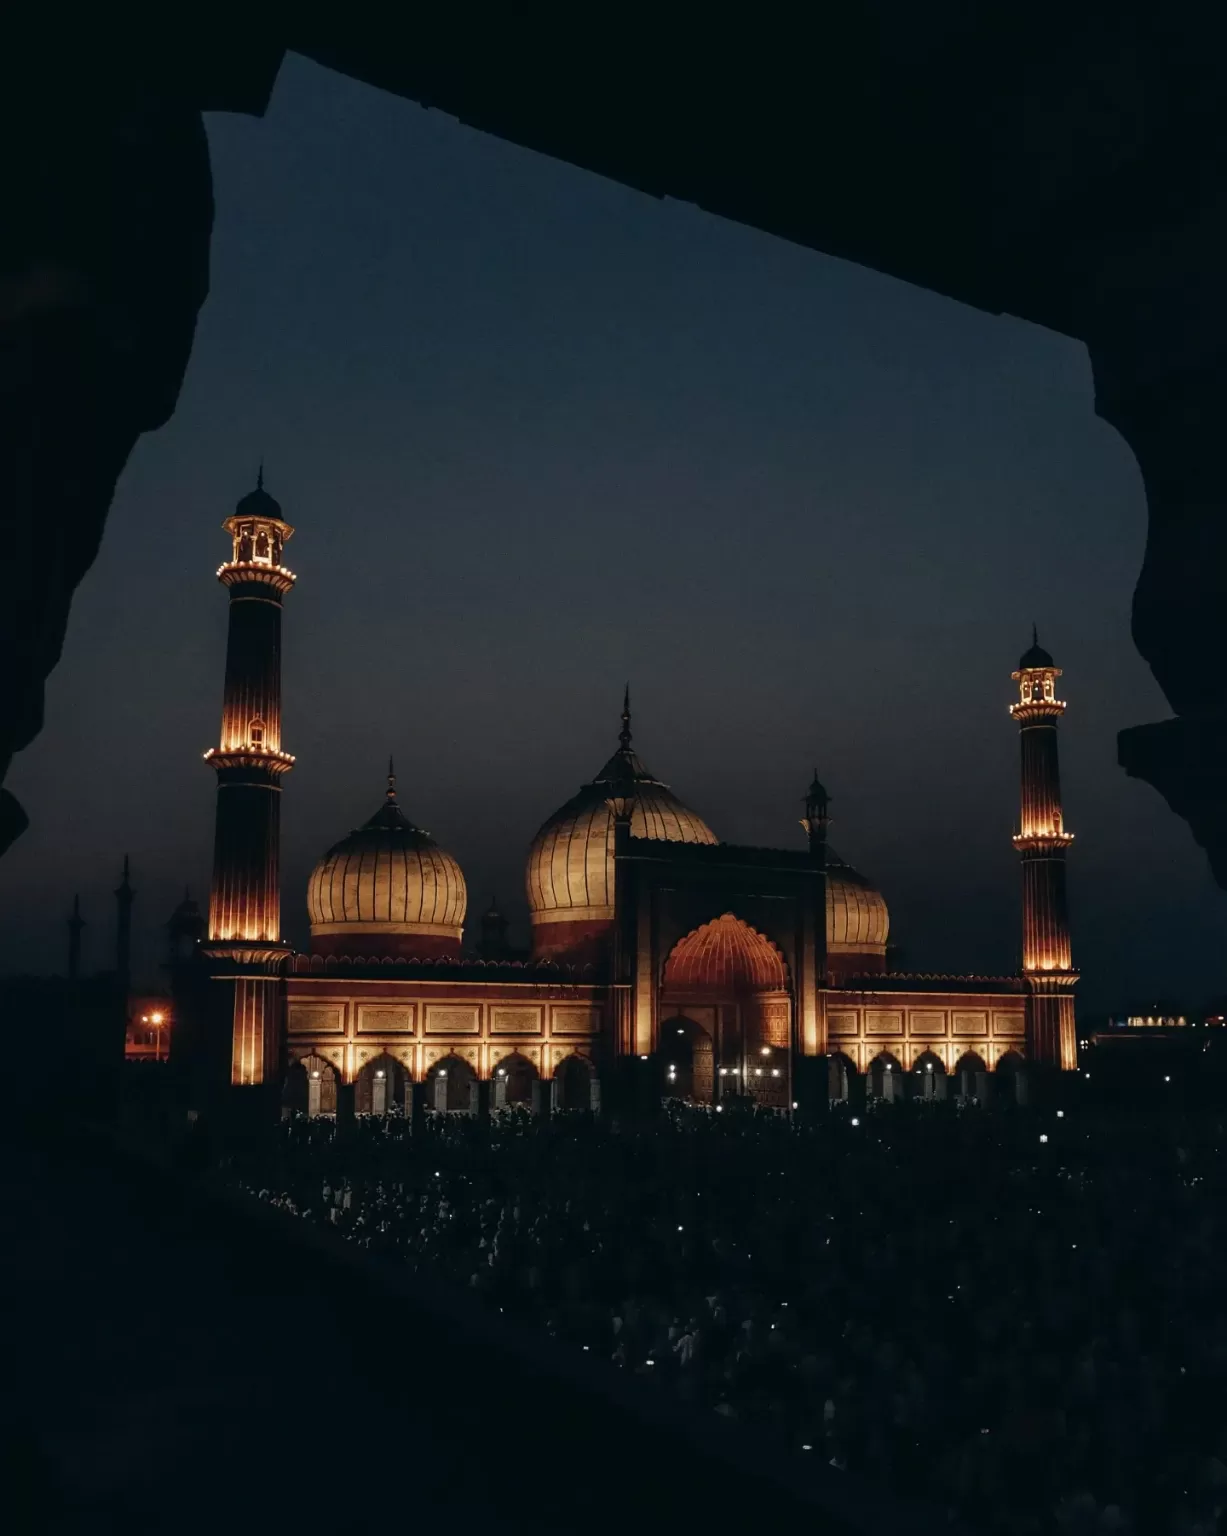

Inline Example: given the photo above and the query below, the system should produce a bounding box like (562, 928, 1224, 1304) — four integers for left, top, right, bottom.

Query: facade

(181, 484, 1078, 1119)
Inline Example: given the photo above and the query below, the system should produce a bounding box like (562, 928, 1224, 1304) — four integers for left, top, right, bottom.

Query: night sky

(1, 56, 1220, 1009)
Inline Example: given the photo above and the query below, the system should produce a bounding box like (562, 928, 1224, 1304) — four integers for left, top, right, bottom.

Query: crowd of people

(230, 1097, 1227, 1536)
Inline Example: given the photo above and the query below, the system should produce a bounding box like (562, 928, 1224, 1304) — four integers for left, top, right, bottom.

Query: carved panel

(865, 1008, 904, 1037)
(552, 1006, 601, 1036)
(827, 1010, 860, 1037)
(907, 1010, 947, 1038)
(993, 1010, 1026, 1037)
(424, 1005, 480, 1035)
(490, 1006, 543, 1037)
(951, 1010, 990, 1038)
(356, 1005, 415, 1035)
(288, 1003, 345, 1035)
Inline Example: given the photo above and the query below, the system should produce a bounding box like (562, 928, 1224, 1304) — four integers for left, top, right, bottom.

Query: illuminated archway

(285, 1052, 339, 1117)
(555, 1053, 597, 1111)
(426, 1054, 477, 1112)
(356, 1052, 410, 1115)
(868, 1051, 903, 1101)
(492, 1052, 537, 1109)
(953, 1051, 988, 1100)
(828, 1051, 858, 1101)
(912, 1049, 948, 1100)
(662, 914, 791, 1104)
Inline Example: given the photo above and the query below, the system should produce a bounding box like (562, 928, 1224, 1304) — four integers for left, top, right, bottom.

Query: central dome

(307, 766, 467, 958)
(527, 694, 717, 957)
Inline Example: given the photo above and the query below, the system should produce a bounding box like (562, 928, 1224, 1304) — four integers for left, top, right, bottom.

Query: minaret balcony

(216, 560, 296, 594)
(203, 746, 295, 775)
(1013, 830, 1075, 852)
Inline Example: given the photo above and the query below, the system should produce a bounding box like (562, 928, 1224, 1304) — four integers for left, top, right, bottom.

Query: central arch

(661, 913, 792, 1106)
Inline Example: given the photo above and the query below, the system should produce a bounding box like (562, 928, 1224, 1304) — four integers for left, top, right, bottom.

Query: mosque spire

(204, 475, 296, 1090)
(620, 684, 632, 749)
(801, 769, 830, 860)
(1011, 633, 1077, 1070)
(387, 755, 397, 800)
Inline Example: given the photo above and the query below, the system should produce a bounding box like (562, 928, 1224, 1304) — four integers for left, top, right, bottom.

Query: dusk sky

(1, 55, 1220, 1009)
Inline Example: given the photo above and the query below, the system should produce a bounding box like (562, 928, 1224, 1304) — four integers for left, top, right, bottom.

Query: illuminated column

(1010, 630, 1078, 1069)
(203, 474, 296, 1087)
(799, 772, 830, 1058)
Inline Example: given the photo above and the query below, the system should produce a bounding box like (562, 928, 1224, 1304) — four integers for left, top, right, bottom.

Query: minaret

(800, 771, 832, 1073)
(479, 897, 510, 960)
(1010, 629, 1077, 1070)
(166, 887, 205, 967)
(203, 473, 296, 1089)
(114, 856, 134, 990)
(801, 770, 830, 866)
(66, 894, 84, 980)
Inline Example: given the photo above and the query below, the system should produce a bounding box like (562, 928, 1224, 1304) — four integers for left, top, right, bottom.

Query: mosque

(175, 479, 1078, 1120)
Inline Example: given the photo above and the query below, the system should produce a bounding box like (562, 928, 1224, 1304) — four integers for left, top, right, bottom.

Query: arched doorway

(953, 1051, 987, 1100)
(554, 1054, 597, 1111)
(996, 1048, 1027, 1104)
(912, 1050, 948, 1100)
(287, 1052, 338, 1117)
(427, 1054, 477, 1112)
(355, 1053, 410, 1115)
(660, 1016, 716, 1103)
(661, 913, 791, 1106)
(869, 1052, 903, 1101)
(492, 1052, 537, 1109)
(828, 1052, 857, 1101)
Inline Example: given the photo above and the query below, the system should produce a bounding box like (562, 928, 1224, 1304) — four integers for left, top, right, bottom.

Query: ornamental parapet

(835, 971, 1027, 993)
(288, 950, 604, 983)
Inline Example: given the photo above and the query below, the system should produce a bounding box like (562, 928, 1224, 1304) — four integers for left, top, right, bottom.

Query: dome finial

(620, 683, 632, 749)
(386, 756, 396, 800)
(1032, 620, 1039, 648)
(257, 461, 265, 492)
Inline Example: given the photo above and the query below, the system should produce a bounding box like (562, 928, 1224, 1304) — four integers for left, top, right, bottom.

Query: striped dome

(527, 701, 717, 927)
(826, 851, 889, 954)
(307, 772, 466, 956)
